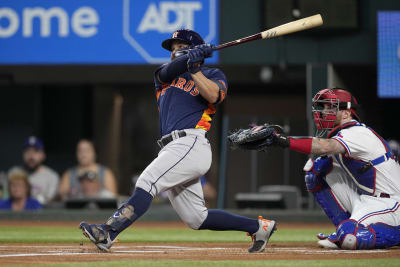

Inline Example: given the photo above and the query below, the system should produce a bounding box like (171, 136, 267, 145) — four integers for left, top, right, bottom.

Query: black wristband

(275, 134, 290, 148)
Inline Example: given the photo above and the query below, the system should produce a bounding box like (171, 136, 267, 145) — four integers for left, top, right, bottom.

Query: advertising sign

(378, 11, 400, 98)
(0, 0, 218, 64)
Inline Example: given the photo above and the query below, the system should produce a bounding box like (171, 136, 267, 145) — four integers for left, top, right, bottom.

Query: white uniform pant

(135, 129, 211, 229)
(326, 165, 400, 227)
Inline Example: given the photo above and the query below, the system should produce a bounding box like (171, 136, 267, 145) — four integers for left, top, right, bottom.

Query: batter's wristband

(289, 137, 313, 154)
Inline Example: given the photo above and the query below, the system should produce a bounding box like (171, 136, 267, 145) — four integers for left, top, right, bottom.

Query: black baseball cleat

(79, 221, 115, 252)
(247, 216, 277, 253)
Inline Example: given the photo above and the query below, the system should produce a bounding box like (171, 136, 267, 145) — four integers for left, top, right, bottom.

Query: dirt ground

(1, 221, 399, 265)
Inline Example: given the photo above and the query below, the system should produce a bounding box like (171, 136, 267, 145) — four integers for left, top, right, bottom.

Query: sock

(107, 187, 153, 240)
(198, 209, 259, 234)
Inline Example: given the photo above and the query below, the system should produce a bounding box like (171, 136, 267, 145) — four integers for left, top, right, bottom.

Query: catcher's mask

(162, 29, 204, 51)
(312, 88, 360, 137)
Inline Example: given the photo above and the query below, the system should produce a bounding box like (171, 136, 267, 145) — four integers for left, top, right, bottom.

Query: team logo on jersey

(161, 78, 199, 96)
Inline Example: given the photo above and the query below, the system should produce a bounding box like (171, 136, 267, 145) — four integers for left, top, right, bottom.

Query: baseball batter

(79, 29, 276, 253)
(241, 88, 400, 249)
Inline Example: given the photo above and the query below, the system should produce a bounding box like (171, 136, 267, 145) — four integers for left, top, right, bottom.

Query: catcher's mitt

(227, 123, 284, 152)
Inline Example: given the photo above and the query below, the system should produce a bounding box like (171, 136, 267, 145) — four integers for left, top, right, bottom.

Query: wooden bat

(214, 14, 323, 50)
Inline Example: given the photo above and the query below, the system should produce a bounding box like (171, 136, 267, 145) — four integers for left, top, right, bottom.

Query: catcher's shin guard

(336, 220, 376, 250)
(370, 223, 400, 248)
(304, 158, 350, 227)
(308, 179, 350, 227)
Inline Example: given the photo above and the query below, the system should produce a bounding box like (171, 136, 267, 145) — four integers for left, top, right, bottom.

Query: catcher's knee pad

(369, 223, 400, 248)
(304, 171, 324, 192)
(336, 220, 375, 250)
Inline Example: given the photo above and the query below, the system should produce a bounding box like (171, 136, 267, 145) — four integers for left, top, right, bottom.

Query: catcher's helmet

(312, 88, 360, 137)
(162, 29, 204, 51)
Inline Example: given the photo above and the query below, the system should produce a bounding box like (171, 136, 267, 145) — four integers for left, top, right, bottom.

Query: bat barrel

(213, 14, 323, 51)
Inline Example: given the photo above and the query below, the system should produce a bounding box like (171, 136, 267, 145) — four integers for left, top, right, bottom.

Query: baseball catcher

(229, 88, 400, 250)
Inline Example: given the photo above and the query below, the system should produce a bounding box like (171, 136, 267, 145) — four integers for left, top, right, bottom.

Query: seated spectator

(131, 173, 216, 205)
(0, 169, 42, 211)
(59, 139, 118, 200)
(200, 175, 217, 202)
(76, 171, 115, 199)
(9, 136, 59, 205)
(388, 139, 400, 162)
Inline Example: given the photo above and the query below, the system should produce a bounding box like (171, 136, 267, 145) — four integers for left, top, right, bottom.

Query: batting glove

(187, 48, 205, 74)
(194, 44, 215, 58)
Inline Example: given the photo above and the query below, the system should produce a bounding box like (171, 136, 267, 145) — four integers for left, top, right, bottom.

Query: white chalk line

(0, 245, 187, 249)
(0, 245, 390, 258)
(267, 248, 389, 254)
(0, 251, 166, 258)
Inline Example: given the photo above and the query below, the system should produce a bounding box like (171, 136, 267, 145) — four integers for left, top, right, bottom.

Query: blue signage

(0, 0, 218, 64)
(377, 11, 400, 98)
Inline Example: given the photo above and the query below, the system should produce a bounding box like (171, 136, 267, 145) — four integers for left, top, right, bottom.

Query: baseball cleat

(248, 216, 277, 253)
(317, 231, 339, 249)
(317, 232, 329, 240)
(318, 239, 339, 249)
(79, 221, 115, 252)
(317, 231, 337, 240)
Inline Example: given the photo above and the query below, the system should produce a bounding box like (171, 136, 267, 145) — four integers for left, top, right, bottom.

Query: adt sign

(0, 0, 218, 64)
(123, 0, 218, 63)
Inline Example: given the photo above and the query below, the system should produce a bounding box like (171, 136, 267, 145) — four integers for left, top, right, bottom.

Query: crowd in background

(4, 133, 396, 212)
(0, 136, 218, 211)
(0, 136, 118, 211)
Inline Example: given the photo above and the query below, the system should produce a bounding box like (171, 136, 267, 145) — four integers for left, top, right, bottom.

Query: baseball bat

(214, 14, 323, 50)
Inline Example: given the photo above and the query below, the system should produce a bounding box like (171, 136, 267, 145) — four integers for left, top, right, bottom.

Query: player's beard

(23, 162, 41, 174)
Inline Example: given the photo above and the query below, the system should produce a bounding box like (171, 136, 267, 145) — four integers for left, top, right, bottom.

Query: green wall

(219, 0, 400, 65)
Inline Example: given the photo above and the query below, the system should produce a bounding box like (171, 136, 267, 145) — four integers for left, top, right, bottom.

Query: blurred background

(0, 0, 399, 216)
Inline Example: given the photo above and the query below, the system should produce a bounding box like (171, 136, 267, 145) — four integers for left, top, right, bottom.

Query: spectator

(200, 175, 217, 202)
(77, 171, 115, 199)
(388, 139, 400, 162)
(0, 169, 42, 211)
(59, 139, 118, 200)
(9, 136, 59, 205)
(131, 174, 216, 205)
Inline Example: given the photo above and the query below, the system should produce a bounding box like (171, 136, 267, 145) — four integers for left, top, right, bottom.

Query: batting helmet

(312, 88, 360, 136)
(162, 29, 205, 51)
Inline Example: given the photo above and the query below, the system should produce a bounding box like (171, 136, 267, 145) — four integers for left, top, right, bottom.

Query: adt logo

(123, 0, 218, 64)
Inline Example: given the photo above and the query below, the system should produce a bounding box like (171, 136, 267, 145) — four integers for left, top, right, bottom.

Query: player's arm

(191, 72, 220, 103)
(156, 55, 190, 83)
(275, 135, 345, 155)
(311, 137, 346, 155)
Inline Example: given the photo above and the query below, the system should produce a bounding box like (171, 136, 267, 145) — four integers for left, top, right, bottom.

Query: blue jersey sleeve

(206, 68, 228, 104)
(154, 63, 168, 91)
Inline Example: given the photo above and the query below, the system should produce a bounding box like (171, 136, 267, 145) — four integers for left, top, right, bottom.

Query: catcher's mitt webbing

(229, 124, 272, 144)
(228, 124, 281, 151)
